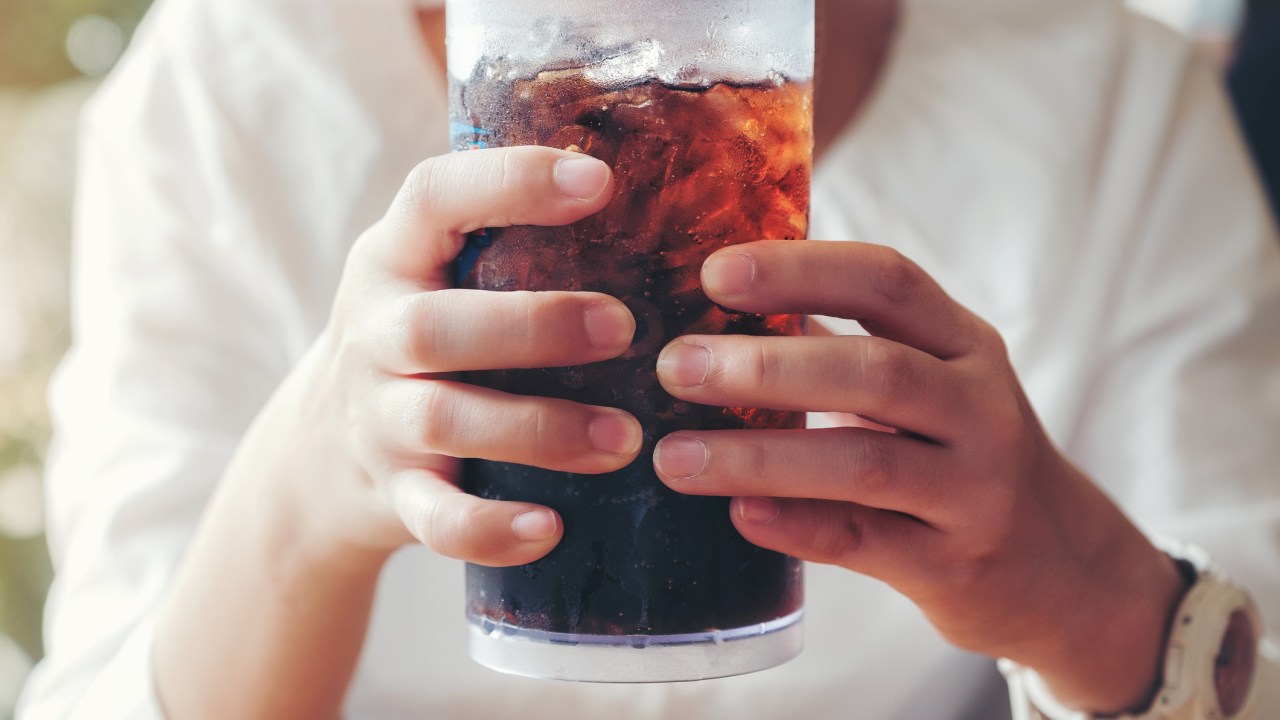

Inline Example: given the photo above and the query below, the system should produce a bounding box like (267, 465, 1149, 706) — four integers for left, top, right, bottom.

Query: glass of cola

(446, 0, 815, 682)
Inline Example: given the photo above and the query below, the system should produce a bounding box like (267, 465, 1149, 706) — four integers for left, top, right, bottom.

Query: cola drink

(447, 0, 814, 683)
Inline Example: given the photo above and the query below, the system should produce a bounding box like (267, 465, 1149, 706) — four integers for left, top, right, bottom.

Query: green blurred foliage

(0, 535, 53, 660)
(0, 0, 153, 87)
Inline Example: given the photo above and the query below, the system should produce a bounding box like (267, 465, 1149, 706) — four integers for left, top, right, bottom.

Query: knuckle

(738, 440, 769, 485)
(455, 148, 538, 230)
(979, 497, 1019, 551)
(497, 148, 522, 194)
(405, 157, 445, 217)
(395, 481, 440, 549)
(346, 225, 382, 269)
(807, 504, 865, 565)
(985, 398, 1026, 448)
(433, 499, 487, 559)
(401, 293, 445, 371)
(329, 309, 371, 373)
(849, 434, 895, 496)
(514, 401, 557, 458)
(404, 289, 465, 371)
(373, 381, 417, 450)
(857, 340, 912, 405)
(969, 379, 1031, 452)
(416, 382, 457, 452)
(746, 341, 783, 390)
(872, 246, 923, 307)
(483, 149, 526, 227)
(515, 291, 544, 352)
(947, 542, 1003, 593)
(421, 495, 459, 556)
(348, 422, 386, 481)
(973, 317, 1009, 358)
(530, 403, 551, 448)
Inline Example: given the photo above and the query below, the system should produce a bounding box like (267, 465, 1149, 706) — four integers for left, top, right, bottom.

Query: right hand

(268, 146, 640, 569)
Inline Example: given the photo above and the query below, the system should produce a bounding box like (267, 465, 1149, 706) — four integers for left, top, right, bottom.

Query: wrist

(1026, 531, 1190, 714)
(1003, 541, 1264, 720)
(269, 434, 397, 585)
(274, 469, 394, 586)
(231, 347, 396, 581)
(155, 356, 391, 717)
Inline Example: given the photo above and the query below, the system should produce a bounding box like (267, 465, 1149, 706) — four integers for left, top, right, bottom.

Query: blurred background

(0, 0, 1266, 717)
(0, 1, 154, 715)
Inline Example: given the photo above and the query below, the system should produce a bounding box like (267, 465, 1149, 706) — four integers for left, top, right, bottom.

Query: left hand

(653, 240, 1187, 715)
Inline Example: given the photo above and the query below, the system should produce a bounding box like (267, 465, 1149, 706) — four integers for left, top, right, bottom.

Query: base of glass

(467, 609, 804, 683)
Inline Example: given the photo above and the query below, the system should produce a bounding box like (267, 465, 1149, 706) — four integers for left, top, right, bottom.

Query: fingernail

(584, 302, 634, 350)
(588, 412, 642, 456)
(738, 497, 781, 524)
(554, 156, 610, 200)
(512, 510, 558, 542)
(657, 342, 713, 387)
(703, 252, 757, 296)
(654, 436, 708, 480)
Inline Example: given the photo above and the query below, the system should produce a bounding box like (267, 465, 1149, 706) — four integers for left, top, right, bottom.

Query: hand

(155, 147, 642, 719)
(651, 240, 1187, 714)
(276, 146, 642, 568)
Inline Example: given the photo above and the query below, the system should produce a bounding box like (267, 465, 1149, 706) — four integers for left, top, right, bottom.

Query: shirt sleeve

(20, 620, 166, 720)
(18, 0, 444, 712)
(15, 4, 297, 717)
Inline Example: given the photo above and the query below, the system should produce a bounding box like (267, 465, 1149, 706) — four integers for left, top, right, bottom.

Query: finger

(386, 468, 562, 567)
(729, 496, 937, 587)
(364, 147, 615, 284)
(653, 428, 953, 520)
(701, 241, 993, 359)
(372, 379, 643, 474)
(367, 289, 635, 374)
(656, 334, 967, 440)
(805, 320, 888, 427)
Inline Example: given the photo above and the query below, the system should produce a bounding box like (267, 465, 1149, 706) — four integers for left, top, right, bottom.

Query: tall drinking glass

(447, 0, 815, 682)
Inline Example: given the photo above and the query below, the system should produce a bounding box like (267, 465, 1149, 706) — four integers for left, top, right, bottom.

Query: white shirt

(18, 0, 1280, 718)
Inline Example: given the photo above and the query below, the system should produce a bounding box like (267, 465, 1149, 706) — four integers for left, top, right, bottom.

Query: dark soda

(453, 64, 812, 639)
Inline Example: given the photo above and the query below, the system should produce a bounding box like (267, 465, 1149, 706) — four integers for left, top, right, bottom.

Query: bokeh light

(66, 15, 126, 79)
(0, 467, 45, 540)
